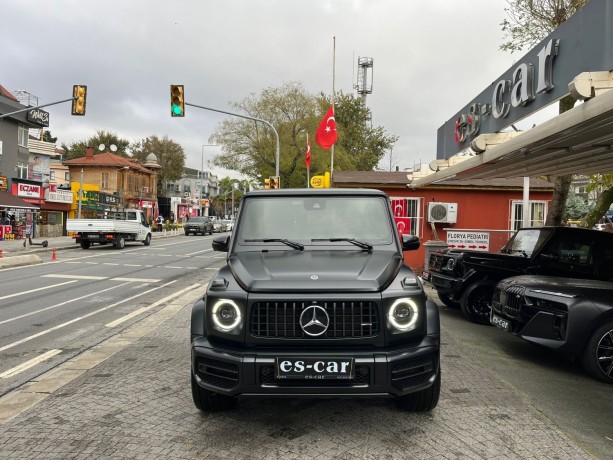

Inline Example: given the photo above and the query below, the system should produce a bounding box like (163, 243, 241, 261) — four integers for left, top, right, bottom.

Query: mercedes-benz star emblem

(299, 305, 329, 337)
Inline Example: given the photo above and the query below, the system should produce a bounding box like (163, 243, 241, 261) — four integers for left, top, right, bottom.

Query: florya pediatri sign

(446, 231, 489, 252)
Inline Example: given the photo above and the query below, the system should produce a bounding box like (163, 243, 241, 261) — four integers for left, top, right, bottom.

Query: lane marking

(185, 248, 213, 256)
(0, 280, 78, 301)
(42, 274, 107, 280)
(0, 282, 132, 326)
(0, 349, 63, 379)
(111, 277, 161, 282)
(105, 283, 202, 328)
(0, 280, 178, 353)
(123, 264, 142, 267)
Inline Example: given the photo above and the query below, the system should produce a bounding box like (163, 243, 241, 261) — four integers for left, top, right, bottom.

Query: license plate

(275, 358, 354, 380)
(491, 314, 511, 331)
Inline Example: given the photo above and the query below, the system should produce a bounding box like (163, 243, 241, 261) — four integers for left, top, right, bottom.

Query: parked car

(423, 226, 613, 324)
(222, 219, 234, 231)
(212, 220, 228, 233)
(491, 275, 613, 384)
(184, 217, 213, 236)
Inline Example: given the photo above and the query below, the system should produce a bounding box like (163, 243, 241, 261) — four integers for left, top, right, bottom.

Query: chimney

(86, 147, 94, 159)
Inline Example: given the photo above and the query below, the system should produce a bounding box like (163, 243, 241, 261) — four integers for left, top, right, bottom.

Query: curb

(0, 254, 43, 269)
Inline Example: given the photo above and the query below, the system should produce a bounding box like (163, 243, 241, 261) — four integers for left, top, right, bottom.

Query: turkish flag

(315, 105, 338, 150)
(305, 136, 311, 168)
(391, 198, 411, 237)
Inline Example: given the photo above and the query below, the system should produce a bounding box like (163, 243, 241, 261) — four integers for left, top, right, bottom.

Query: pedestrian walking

(156, 215, 164, 232)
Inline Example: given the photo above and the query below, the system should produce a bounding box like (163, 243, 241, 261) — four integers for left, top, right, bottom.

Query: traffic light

(71, 85, 87, 116)
(264, 178, 271, 189)
(170, 84, 185, 117)
(270, 176, 280, 189)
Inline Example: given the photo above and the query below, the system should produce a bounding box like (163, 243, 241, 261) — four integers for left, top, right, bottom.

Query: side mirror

(212, 235, 230, 252)
(401, 234, 420, 251)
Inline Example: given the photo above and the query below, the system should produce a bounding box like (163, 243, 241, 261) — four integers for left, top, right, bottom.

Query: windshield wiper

(311, 238, 373, 252)
(244, 238, 304, 251)
(507, 249, 529, 257)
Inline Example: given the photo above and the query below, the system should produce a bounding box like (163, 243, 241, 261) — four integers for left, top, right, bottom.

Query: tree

(500, 0, 588, 226)
(61, 130, 131, 160)
(42, 130, 57, 143)
(130, 135, 185, 192)
(582, 174, 613, 226)
(209, 82, 397, 188)
(565, 190, 591, 220)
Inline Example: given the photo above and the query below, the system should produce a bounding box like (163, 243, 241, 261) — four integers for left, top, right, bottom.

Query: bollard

(0, 249, 3, 258)
(52, 248, 57, 261)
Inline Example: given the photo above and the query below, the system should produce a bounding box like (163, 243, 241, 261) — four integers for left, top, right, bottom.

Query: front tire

(396, 367, 441, 412)
(191, 373, 236, 411)
(460, 280, 494, 325)
(143, 234, 151, 246)
(437, 291, 460, 309)
(581, 320, 613, 383)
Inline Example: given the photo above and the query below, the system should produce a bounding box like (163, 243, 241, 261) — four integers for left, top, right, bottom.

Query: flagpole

(330, 36, 336, 179)
(306, 133, 310, 188)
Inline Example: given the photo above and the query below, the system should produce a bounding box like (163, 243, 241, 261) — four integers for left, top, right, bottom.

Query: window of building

(101, 172, 110, 189)
(18, 125, 29, 147)
(17, 162, 28, 179)
(510, 200, 548, 230)
(389, 196, 422, 236)
(65, 172, 70, 182)
(49, 171, 56, 180)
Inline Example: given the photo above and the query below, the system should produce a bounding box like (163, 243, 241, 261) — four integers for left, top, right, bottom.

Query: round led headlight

(388, 298, 419, 331)
(211, 299, 242, 332)
(446, 259, 455, 270)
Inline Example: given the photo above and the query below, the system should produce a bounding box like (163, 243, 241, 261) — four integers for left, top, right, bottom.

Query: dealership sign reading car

(437, 0, 613, 159)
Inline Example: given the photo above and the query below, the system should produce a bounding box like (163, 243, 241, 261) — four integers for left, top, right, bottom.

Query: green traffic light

(172, 104, 182, 115)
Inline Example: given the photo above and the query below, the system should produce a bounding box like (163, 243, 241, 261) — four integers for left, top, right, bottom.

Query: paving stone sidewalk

(0, 296, 591, 460)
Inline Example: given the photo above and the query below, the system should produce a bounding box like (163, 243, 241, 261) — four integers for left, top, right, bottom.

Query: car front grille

(501, 285, 524, 318)
(249, 300, 380, 339)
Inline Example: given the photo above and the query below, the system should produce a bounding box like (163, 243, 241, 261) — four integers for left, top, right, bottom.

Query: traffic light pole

(185, 102, 280, 179)
(0, 97, 74, 120)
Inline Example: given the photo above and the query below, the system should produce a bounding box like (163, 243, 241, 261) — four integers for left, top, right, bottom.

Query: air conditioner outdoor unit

(427, 202, 458, 224)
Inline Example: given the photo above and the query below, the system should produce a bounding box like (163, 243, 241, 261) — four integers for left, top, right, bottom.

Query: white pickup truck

(66, 209, 152, 249)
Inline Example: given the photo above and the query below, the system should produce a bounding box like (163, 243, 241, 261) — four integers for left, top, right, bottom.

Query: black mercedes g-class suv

(423, 226, 613, 324)
(191, 189, 440, 412)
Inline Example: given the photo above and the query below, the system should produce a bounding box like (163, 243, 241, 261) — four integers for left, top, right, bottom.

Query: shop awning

(0, 191, 40, 210)
(411, 88, 613, 187)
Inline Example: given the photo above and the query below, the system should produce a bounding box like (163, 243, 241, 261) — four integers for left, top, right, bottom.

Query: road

(0, 234, 225, 395)
(0, 239, 611, 459)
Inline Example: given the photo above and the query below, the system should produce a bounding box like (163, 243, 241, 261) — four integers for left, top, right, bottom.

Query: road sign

(446, 231, 490, 251)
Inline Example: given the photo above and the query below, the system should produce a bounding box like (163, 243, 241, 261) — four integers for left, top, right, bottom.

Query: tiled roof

(333, 170, 554, 190)
(63, 152, 154, 173)
(0, 84, 18, 101)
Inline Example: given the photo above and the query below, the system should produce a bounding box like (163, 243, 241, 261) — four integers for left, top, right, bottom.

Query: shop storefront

(0, 190, 40, 240)
(41, 187, 74, 237)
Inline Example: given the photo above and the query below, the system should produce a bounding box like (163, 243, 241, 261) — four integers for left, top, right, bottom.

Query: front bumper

(191, 336, 439, 398)
(429, 271, 464, 296)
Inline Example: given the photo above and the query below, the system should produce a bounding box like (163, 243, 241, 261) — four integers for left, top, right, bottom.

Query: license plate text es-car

(275, 358, 354, 380)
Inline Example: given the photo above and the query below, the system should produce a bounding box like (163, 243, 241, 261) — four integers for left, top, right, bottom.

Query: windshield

(189, 217, 207, 223)
(237, 196, 393, 247)
(501, 228, 553, 257)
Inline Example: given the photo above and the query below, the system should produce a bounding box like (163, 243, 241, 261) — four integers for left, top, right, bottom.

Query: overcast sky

(2, 0, 554, 179)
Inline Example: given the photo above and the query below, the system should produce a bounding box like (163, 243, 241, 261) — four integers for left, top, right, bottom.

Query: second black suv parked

(423, 226, 613, 324)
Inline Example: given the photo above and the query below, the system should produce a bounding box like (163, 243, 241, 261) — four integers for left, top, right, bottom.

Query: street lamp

(200, 144, 217, 216)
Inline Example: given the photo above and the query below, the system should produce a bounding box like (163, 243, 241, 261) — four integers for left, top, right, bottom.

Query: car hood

(228, 250, 402, 292)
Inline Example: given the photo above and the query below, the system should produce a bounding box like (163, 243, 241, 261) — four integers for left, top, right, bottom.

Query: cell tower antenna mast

(356, 56, 374, 100)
